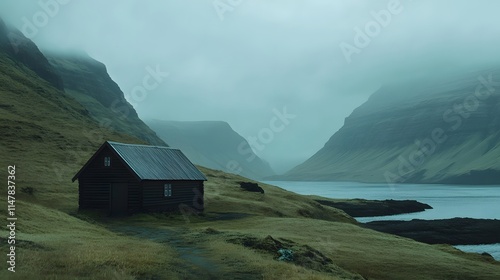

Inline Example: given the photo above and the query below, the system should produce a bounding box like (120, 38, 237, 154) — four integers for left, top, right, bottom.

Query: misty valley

(1, 1, 500, 280)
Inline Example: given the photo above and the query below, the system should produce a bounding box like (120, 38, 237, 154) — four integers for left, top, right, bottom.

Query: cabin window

(164, 184, 172, 197)
(104, 156, 111, 167)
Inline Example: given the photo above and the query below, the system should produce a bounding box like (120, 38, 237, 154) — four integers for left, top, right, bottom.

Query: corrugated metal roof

(108, 141, 207, 181)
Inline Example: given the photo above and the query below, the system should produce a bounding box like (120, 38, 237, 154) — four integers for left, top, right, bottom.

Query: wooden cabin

(72, 141, 207, 215)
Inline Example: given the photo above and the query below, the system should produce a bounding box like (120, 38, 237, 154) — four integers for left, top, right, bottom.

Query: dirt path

(109, 224, 260, 280)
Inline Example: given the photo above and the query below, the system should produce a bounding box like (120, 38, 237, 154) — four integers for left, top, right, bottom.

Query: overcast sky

(2, 0, 500, 173)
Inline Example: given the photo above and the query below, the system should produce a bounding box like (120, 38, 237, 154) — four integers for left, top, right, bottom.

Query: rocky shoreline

(363, 218, 500, 245)
(314, 198, 432, 217)
(315, 198, 500, 246)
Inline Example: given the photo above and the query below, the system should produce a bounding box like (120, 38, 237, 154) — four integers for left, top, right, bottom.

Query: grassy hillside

(146, 120, 275, 180)
(0, 26, 499, 279)
(0, 37, 179, 278)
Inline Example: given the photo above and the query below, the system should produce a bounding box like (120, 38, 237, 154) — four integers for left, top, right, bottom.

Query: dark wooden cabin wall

(78, 146, 139, 212)
(127, 182, 141, 212)
(142, 181, 204, 211)
(79, 182, 109, 209)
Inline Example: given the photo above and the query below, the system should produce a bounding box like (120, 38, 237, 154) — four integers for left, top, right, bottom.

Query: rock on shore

(315, 199, 432, 217)
(364, 218, 500, 245)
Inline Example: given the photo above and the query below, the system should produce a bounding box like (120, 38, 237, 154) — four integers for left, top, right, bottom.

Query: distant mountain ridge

(283, 69, 500, 184)
(146, 120, 275, 180)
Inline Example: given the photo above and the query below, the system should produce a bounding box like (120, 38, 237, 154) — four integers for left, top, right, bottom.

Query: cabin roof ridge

(106, 141, 176, 150)
(72, 141, 207, 182)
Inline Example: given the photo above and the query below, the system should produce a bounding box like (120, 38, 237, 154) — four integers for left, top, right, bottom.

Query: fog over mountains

(3, 4, 500, 278)
(1, 1, 500, 174)
(282, 69, 500, 184)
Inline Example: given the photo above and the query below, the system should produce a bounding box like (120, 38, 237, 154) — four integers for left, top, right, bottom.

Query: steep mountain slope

(285, 69, 500, 184)
(0, 22, 143, 206)
(44, 51, 166, 146)
(146, 120, 275, 179)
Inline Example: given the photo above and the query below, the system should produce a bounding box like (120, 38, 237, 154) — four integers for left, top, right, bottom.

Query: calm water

(264, 181, 500, 260)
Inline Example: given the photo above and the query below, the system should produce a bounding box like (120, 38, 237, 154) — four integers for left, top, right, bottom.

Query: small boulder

(481, 252, 495, 261)
(239, 182, 264, 194)
(203, 227, 220, 234)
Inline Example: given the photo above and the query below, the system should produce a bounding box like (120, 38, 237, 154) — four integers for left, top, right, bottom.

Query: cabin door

(110, 183, 128, 215)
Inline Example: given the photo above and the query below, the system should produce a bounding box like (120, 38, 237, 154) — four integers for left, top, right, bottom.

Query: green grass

(190, 217, 500, 280)
(0, 199, 180, 279)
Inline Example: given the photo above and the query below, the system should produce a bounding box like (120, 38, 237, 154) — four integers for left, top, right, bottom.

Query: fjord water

(265, 181, 500, 260)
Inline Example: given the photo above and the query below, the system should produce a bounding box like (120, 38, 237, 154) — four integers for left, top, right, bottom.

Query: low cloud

(2, 0, 500, 173)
